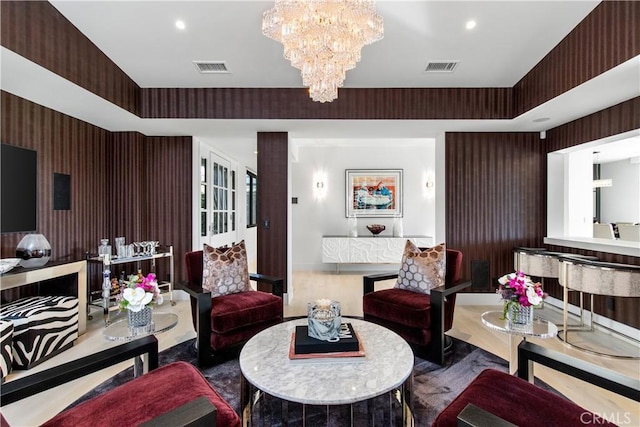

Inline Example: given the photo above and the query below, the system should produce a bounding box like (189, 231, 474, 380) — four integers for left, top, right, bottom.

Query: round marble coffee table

(239, 318, 414, 426)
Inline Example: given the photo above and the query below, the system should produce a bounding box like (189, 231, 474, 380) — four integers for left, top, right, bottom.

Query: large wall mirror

(547, 129, 640, 245)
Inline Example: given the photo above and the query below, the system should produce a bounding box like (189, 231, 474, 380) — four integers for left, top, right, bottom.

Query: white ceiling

(2, 0, 639, 163)
(49, 0, 599, 89)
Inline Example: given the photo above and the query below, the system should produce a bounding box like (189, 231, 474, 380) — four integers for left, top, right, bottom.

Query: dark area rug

(68, 337, 560, 426)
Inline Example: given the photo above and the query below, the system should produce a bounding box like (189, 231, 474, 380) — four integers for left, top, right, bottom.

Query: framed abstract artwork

(345, 169, 403, 217)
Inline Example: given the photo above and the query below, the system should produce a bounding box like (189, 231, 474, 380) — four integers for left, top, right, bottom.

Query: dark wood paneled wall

(107, 132, 192, 284)
(0, 0, 139, 114)
(139, 88, 513, 120)
(142, 135, 193, 284)
(1, 92, 192, 285)
(1, 91, 110, 262)
(514, 1, 640, 115)
(2, 1, 634, 125)
(445, 132, 546, 283)
(257, 132, 289, 293)
(546, 97, 640, 152)
(109, 132, 146, 242)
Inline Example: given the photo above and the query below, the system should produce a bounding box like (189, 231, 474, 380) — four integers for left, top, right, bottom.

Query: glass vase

(16, 233, 52, 268)
(127, 306, 152, 329)
(507, 304, 534, 327)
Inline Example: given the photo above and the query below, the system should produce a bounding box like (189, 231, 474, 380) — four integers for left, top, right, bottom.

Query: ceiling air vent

(193, 61, 229, 73)
(424, 61, 459, 73)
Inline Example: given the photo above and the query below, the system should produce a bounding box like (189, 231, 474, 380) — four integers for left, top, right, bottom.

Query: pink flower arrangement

(117, 272, 163, 312)
(497, 271, 546, 319)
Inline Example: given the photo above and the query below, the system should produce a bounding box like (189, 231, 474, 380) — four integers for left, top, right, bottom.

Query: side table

(481, 310, 557, 378)
(103, 312, 178, 376)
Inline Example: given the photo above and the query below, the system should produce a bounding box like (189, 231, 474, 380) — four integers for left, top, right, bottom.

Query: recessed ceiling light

(466, 20, 476, 30)
(175, 20, 186, 30)
(533, 117, 551, 123)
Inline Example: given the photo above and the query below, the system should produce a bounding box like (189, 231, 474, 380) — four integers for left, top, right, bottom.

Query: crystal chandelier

(262, 0, 384, 103)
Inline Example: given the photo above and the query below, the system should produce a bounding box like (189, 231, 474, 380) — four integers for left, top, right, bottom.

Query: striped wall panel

(1, 93, 192, 290)
(257, 132, 289, 293)
(2, 1, 634, 123)
(514, 1, 640, 115)
(139, 87, 513, 120)
(1, 91, 110, 262)
(108, 132, 146, 244)
(0, 1, 139, 114)
(3, 1, 634, 123)
(142, 136, 193, 285)
(545, 97, 640, 152)
(445, 132, 546, 284)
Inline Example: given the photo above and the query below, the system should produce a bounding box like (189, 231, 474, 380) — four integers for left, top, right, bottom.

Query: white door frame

(192, 140, 238, 251)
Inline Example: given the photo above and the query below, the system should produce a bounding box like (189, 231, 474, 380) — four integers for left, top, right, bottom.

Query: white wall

(600, 158, 640, 223)
(547, 152, 565, 237)
(564, 149, 593, 237)
(291, 139, 436, 271)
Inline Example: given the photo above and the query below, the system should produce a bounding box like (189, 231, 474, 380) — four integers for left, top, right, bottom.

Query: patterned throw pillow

(395, 241, 446, 294)
(202, 241, 251, 297)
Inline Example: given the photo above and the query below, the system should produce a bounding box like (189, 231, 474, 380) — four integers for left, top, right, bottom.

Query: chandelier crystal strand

(263, 0, 383, 103)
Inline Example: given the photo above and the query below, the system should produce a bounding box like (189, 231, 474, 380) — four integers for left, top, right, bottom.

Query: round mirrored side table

(481, 310, 558, 377)
(103, 312, 178, 376)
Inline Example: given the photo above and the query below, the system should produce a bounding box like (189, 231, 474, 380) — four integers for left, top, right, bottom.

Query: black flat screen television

(1, 144, 37, 233)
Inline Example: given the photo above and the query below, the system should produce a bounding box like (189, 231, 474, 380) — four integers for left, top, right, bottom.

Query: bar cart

(86, 245, 175, 325)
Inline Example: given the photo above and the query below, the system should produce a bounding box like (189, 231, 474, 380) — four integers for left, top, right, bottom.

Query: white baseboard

(457, 292, 501, 306)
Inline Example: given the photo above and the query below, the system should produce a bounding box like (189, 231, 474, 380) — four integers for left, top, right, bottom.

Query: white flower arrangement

(117, 272, 163, 312)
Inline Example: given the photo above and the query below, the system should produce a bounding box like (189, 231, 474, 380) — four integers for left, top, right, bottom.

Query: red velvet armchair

(0, 336, 240, 427)
(180, 250, 283, 366)
(433, 340, 639, 426)
(362, 248, 469, 364)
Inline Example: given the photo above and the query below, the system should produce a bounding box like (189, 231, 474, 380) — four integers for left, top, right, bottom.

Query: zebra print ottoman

(0, 320, 13, 381)
(0, 296, 79, 370)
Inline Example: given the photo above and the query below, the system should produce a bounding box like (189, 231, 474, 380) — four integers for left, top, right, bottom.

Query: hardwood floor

(2, 271, 638, 426)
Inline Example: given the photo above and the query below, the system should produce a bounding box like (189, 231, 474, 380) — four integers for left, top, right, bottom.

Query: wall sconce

(314, 172, 327, 201)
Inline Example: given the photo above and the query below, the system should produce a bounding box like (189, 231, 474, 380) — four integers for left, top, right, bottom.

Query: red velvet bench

(432, 341, 639, 427)
(0, 336, 240, 427)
